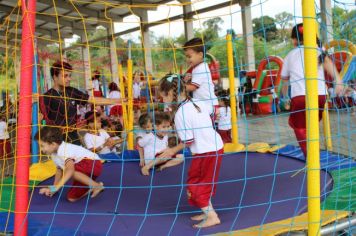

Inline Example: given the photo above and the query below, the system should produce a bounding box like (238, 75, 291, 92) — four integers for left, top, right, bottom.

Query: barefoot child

(158, 74, 224, 228)
(35, 126, 104, 202)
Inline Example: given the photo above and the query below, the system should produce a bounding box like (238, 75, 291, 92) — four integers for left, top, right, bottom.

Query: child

(281, 23, 343, 157)
(217, 91, 232, 143)
(108, 82, 122, 116)
(157, 74, 224, 228)
(140, 112, 183, 175)
(92, 70, 102, 97)
(183, 38, 219, 117)
(133, 70, 143, 99)
(136, 113, 153, 167)
(83, 111, 118, 154)
(103, 119, 124, 154)
(35, 126, 104, 202)
(0, 113, 11, 176)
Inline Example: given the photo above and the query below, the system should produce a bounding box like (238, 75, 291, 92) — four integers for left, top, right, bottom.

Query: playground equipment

(324, 40, 356, 108)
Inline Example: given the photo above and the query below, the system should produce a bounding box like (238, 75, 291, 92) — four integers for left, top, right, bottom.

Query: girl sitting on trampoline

(35, 126, 104, 202)
(157, 74, 224, 228)
(281, 23, 344, 157)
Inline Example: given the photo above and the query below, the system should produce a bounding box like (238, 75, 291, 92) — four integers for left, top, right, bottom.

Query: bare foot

(91, 182, 104, 198)
(141, 166, 150, 176)
(190, 214, 206, 221)
(158, 165, 167, 171)
(193, 213, 220, 228)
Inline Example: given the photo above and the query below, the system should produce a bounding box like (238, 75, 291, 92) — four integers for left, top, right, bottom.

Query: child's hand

(104, 138, 115, 148)
(39, 187, 53, 197)
(139, 159, 145, 167)
(335, 83, 346, 96)
(141, 166, 150, 176)
(157, 148, 175, 159)
(183, 73, 192, 83)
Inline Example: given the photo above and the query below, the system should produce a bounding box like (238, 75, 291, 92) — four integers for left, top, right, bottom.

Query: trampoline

(24, 152, 332, 235)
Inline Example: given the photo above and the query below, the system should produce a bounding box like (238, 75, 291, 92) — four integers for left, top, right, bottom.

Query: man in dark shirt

(40, 61, 124, 145)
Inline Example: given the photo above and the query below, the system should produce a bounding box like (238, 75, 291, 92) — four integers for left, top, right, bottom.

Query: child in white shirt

(216, 90, 232, 143)
(158, 74, 224, 228)
(83, 111, 119, 154)
(139, 112, 183, 176)
(136, 113, 153, 167)
(183, 38, 219, 117)
(133, 71, 143, 99)
(35, 126, 104, 202)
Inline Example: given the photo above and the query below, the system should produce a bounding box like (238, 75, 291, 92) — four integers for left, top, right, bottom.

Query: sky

(113, 0, 355, 41)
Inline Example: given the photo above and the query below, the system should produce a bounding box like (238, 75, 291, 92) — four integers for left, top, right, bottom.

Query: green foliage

(252, 15, 278, 41)
(332, 6, 355, 42)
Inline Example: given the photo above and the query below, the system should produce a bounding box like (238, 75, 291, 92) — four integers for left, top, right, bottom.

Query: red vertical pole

(14, 0, 36, 235)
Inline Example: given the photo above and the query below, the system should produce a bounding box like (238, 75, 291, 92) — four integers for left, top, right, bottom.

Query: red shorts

(217, 129, 232, 143)
(0, 139, 11, 159)
(289, 95, 326, 157)
(187, 149, 224, 208)
(93, 91, 102, 97)
(110, 105, 123, 117)
(67, 159, 103, 200)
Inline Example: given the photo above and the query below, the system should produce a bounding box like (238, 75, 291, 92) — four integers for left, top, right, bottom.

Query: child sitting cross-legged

(35, 126, 104, 202)
(139, 112, 183, 176)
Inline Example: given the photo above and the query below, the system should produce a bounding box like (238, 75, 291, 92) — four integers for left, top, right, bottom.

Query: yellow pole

(302, 1, 321, 235)
(118, 64, 129, 134)
(224, 30, 244, 153)
(127, 59, 134, 150)
(322, 103, 332, 151)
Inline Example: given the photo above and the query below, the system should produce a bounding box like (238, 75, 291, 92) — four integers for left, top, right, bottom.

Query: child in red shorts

(158, 74, 224, 228)
(35, 126, 104, 202)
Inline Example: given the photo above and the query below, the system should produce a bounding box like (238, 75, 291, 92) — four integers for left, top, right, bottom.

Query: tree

(252, 16, 278, 41)
(194, 17, 224, 49)
(332, 7, 355, 42)
(275, 12, 293, 42)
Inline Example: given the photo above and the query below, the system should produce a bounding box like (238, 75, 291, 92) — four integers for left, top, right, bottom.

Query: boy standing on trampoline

(183, 38, 219, 118)
(35, 126, 104, 202)
(157, 74, 224, 228)
(281, 23, 344, 157)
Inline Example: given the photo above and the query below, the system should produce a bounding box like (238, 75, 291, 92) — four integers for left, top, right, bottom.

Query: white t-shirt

(281, 47, 327, 98)
(92, 79, 101, 92)
(0, 121, 9, 140)
(191, 62, 218, 112)
(108, 90, 121, 112)
(174, 99, 223, 154)
(138, 132, 168, 164)
(52, 141, 101, 169)
(84, 129, 111, 154)
(133, 82, 143, 99)
(218, 106, 232, 130)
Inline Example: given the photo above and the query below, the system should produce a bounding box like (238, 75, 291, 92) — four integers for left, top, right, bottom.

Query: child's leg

(141, 158, 166, 175)
(192, 201, 220, 228)
(187, 150, 223, 227)
(158, 155, 183, 171)
(67, 159, 103, 202)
